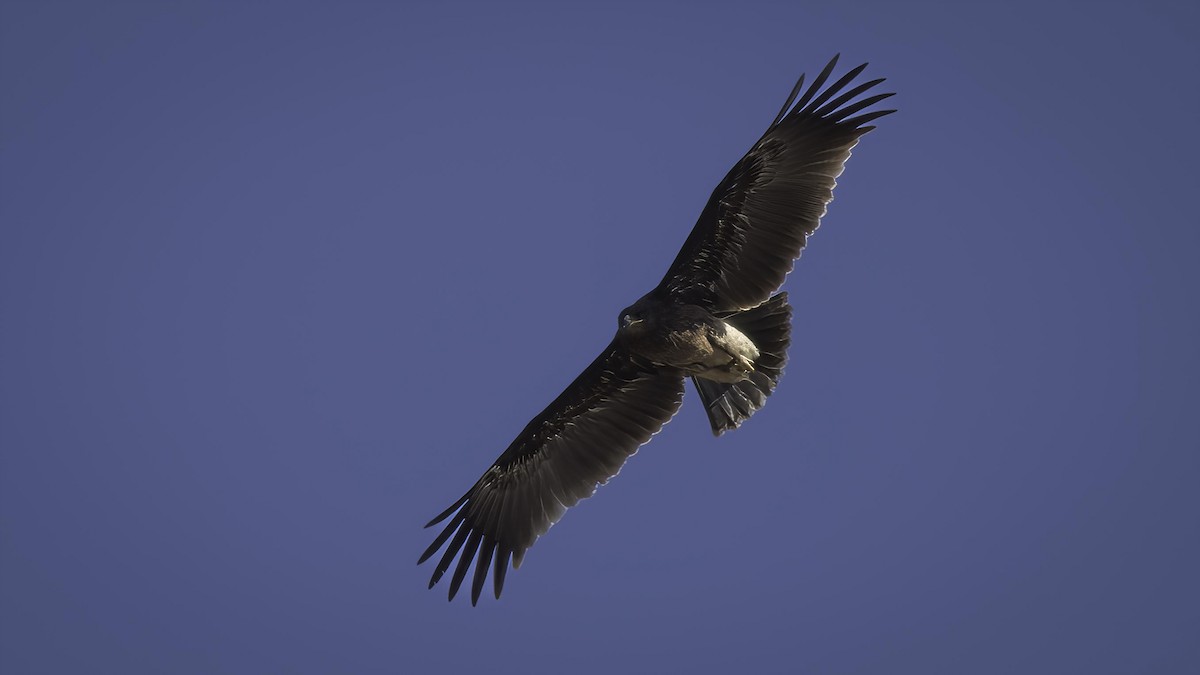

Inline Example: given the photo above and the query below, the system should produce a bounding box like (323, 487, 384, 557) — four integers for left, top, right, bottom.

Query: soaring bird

(420, 55, 894, 604)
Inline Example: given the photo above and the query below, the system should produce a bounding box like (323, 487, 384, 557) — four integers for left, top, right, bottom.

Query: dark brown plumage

(419, 55, 895, 604)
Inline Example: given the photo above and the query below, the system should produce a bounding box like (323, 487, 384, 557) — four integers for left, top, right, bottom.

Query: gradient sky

(2, 1, 1198, 673)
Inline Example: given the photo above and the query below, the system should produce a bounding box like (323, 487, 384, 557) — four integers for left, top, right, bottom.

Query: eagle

(419, 55, 894, 604)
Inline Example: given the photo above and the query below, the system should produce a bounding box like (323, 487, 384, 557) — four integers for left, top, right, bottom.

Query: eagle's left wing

(657, 55, 895, 312)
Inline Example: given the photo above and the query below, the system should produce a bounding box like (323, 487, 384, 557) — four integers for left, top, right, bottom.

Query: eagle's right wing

(419, 341, 684, 604)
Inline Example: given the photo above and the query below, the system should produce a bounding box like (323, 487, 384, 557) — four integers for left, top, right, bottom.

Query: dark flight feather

(419, 343, 685, 603)
(658, 55, 895, 312)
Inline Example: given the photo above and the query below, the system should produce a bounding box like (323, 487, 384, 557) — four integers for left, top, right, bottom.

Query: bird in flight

(420, 55, 894, 604)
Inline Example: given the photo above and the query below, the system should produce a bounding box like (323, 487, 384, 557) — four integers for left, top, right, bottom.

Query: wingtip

(425, 490, 473, 528)
(418, 532, 449, 566)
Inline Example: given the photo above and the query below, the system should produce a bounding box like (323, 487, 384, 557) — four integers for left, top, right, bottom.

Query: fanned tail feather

(692, 292, 792, 436)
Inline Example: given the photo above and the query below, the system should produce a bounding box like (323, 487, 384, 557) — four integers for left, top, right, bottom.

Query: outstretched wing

(419, 341, 685, 604)
(658, 55, 896, 312)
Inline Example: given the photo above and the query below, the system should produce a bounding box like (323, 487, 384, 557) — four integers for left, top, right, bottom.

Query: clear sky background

(2, 1, 1198, 673)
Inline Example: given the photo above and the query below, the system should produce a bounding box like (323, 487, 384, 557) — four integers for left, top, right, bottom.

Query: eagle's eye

(620, 313, 640, 329)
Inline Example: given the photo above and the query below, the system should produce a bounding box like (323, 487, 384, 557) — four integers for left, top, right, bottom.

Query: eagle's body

(419, 56, 895, 604)
(617, 298, 760, 383)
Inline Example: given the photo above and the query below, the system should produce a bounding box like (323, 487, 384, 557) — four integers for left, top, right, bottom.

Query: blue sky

(2, 1, 1198, 673)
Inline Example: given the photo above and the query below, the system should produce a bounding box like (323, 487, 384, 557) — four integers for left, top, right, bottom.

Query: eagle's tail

(692, 292, 792, 436)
